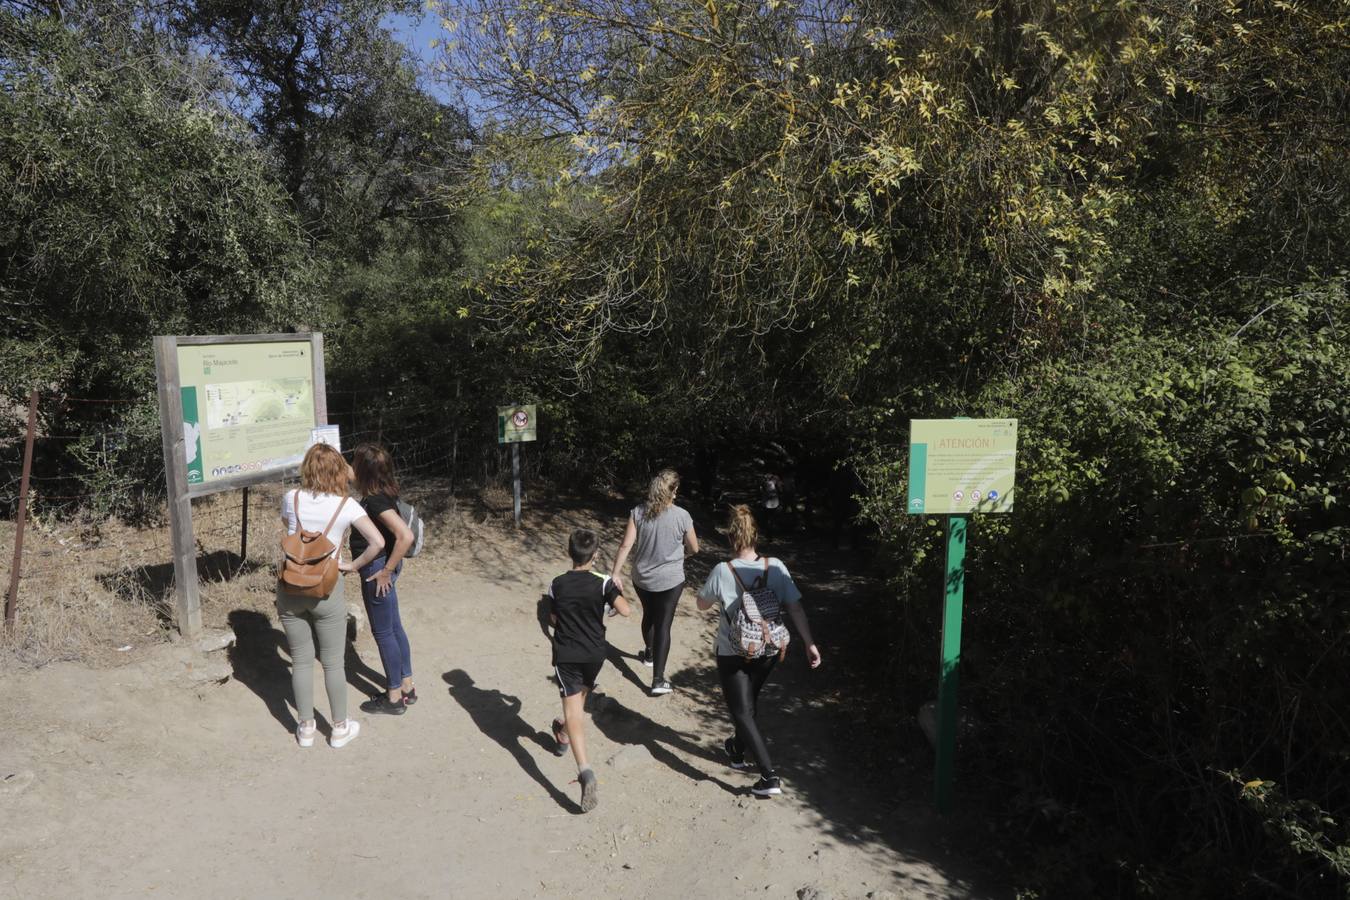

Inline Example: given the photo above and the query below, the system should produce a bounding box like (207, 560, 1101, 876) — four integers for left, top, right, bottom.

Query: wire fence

(0, 391, 546, 609)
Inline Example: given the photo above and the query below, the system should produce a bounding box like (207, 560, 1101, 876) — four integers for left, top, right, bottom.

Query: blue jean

(360, 557, 412, 692)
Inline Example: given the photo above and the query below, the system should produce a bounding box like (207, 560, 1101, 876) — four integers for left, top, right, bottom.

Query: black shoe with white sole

(360, 694, 407, 716)
(650, 680, 673, 695)
(751, 775, 783, 797)
(724, 737, 753, 771)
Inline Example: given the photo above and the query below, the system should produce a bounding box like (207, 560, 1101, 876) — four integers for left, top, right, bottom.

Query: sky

(387, 9, 460, 105)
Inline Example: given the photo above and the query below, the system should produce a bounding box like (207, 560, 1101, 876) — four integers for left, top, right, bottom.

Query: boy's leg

(563, 688, 589, 770)
(559, 662, 602, 811)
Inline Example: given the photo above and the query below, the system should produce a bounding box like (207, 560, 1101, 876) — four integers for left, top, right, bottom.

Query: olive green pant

(276, 576, 348, 724)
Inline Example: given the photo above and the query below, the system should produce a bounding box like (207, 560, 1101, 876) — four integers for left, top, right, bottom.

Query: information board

(497, 404, 538, 443)
(153, 333, 327, 637)
(907, 418, 1017, 515)
(175, 340, 318, 486)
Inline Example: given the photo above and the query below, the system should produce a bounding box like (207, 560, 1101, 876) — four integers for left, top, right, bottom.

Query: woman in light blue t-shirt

(697, 504, 821, 798)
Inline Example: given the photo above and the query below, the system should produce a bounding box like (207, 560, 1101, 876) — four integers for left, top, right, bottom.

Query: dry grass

(0, 486, 291, 670)
(0, 476, 538, 672)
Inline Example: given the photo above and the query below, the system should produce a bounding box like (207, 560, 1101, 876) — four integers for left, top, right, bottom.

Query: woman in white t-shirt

(277, 443, 385, 749)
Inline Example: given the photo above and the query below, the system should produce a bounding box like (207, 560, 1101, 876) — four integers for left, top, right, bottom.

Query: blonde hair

(727, 504, 759, 552)
(644, 468, 680, 520)
(300, 443, 350, 496)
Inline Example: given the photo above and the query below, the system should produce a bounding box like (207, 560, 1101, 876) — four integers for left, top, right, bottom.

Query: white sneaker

(296, 721, 317, 748)
(330, 719, 361, 749)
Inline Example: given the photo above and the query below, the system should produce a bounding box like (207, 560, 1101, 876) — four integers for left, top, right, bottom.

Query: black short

(555, 661, 603, 697)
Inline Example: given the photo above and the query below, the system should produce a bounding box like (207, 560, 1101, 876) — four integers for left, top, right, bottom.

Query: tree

(0, 8, 318, 514)
(177, 0, 473, 257)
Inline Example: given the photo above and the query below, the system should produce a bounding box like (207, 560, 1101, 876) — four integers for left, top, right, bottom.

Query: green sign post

(907, 418, 1017, 813)
(497, 404, 538, 527)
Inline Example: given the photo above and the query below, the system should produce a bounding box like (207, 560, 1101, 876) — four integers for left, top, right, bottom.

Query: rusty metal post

(5, 390, 38, 631)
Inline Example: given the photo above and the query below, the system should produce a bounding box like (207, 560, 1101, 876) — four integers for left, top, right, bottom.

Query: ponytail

(726, 504, 759, 553)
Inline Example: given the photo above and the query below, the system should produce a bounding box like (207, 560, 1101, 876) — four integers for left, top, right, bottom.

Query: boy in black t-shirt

(546, 528, 630, 812)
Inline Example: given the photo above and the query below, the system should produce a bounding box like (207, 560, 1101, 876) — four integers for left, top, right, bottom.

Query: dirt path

(1, 505, 1002, 900)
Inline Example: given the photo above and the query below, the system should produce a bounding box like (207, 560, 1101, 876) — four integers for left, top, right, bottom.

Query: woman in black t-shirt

(350, 443, 418, 715)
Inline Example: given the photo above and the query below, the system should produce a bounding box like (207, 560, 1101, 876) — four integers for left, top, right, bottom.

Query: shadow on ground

(586, 689, 740, 796)
(227, 608, 300, 734)
(662, 535, 1004, 896)
(443, 668, 578, 813)
(100, 552, 266, 628)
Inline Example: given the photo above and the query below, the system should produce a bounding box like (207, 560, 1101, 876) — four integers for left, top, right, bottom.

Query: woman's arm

(696, 568, 720, 611)
(786, 603, 822, 668)
(683, 525, 699, 556)
(341, 516, 385, 573)
(366, 508, 414, 596)
(610, 515, 637, 592)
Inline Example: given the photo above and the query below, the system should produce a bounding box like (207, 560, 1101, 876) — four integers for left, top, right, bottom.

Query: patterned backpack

(278, 492, 348, 599)
(727, 559, 791, 659)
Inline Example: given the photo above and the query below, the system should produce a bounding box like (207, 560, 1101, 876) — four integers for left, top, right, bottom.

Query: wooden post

(311, 332, 328, 426)
(239, 486, 250, 564)
(154, 337, 203, 638)
(4, 390, 38, 631)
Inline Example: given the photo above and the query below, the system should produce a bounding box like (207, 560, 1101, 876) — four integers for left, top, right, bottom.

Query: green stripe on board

(907, 442, 927, 514)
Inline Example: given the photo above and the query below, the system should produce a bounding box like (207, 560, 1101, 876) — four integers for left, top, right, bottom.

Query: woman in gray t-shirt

(611, 468, 699, 695)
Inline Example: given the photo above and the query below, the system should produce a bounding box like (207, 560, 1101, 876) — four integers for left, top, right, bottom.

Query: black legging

(636, 583, 684, 681)
(717, 654, 779, 777)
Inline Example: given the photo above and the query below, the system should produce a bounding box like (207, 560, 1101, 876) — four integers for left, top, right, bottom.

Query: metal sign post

(511, 443, 522, 527)
(907, 418, 1018, 814)
(497, 404, 537, 529)
(935, 514, 968, 813)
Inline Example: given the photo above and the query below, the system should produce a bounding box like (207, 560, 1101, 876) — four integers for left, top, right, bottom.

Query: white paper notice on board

(308, 424, 341, 452)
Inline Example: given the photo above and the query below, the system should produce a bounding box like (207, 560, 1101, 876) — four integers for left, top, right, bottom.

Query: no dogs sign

(497, 404, 537, 443)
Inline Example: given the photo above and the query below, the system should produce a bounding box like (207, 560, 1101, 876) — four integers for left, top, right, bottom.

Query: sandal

(551, 718, 570, 755)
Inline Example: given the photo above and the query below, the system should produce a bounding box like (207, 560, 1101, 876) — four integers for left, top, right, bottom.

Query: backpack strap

(321, 495, 349, 536)
(727, 558, 768, 592)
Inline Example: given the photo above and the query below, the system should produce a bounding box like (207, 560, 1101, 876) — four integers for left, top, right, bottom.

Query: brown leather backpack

(278, 491, 348, 599)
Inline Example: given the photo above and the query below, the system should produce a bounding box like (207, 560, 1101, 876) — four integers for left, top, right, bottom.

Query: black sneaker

(650, 680, 673, 696)
(751, 775, 783, 797)
(724, 737, 753, 771)
(637, 649, 654, 668)
(402, 686, 418, 706)
(360, 694, 407, 716)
